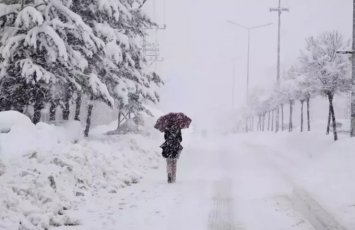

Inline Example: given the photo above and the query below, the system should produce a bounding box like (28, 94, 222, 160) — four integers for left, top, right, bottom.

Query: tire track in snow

(242, 140, 348, 230)
(291, 189, 348, 230)
(208, 180, 244, 230)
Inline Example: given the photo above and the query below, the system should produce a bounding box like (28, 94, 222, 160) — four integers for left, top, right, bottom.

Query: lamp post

(230, 57, 240, 109)
(227, 21, 272, 99)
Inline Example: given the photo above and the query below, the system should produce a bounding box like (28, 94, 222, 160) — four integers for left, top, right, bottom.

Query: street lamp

(227, 20, 272, 98)
(230, 57, 239, 109)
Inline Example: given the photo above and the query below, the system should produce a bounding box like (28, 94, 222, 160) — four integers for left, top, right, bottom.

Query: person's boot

(168, 174, 172, 183)
(171, 171, 176, 183)
(172, 163, 177, 183)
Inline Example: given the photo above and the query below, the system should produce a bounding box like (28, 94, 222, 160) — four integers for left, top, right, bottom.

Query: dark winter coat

(160, 128, 183, 159)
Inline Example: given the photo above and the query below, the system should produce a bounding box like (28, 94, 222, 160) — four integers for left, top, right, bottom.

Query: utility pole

(270, 0, 289, 85)
(227, 21, 272, 99)
(351, 0, 355, 136)
(270, 0, 289, 132)
(230, 58, 239, 108)
(232, 62, 236, 108)
(336, 0, 355, 136)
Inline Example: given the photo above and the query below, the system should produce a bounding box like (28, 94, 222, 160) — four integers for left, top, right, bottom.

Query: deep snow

(57, 130, 355, 230)
(1, 113, 355, 230)
(0, 112, 163, 230)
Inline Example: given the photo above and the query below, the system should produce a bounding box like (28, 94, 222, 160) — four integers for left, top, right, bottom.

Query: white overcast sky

(143, 0, 352, 128)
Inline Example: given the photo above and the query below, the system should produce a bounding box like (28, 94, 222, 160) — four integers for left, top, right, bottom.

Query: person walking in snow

(154, 112, 191, 183)
(161, 125, 183, 183)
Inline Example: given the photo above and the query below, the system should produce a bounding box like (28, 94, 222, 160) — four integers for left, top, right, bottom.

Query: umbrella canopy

(154, 112, 192, 132)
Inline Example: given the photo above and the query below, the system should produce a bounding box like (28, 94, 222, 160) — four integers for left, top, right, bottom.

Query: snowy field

(1, 112, 355, 230)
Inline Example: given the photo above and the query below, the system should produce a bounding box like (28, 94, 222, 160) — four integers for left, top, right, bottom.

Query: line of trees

(243, 31, 351, 141)
(0, 0, 163, 136)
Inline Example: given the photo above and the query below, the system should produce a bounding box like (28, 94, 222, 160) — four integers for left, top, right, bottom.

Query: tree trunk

(326, 104, 331, 135)
(328, 93, 338, 141)
(307, 97, 311, 131)
(84, 100, 94, 137)
(263, 113, 266, 131)
(32, 87, 44, 124)
(117, 112, 122, 130)
(281, 104, 284, 131)
(33, 101, 42, 124)
(289, 100, 293, 132)
(275, 107, 279, 132)
(300, 100, 304, 132)
(0, 100, 4, 112)
(62, 87, 71, 120)
(245, 118, 248, 133)
(271, 110, 274, 131)
(49, 101, 57, 121)
(306, 97, 311, 132)
(256, 114, 261, 131)
(63, 100, 70, 120)
(74, 93, 82, 121)
(267, 111, 271, 131)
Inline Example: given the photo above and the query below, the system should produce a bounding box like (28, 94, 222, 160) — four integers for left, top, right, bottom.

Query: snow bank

(0, 119, 82, 160)
(0, 112, 162, 230)
(0, 111, 34, 133)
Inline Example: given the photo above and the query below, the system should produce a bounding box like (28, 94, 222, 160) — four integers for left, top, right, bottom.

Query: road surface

(71, 134, 347, 230)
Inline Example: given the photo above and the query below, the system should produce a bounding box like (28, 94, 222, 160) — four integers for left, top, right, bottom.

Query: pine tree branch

(138, 0, 148, 9)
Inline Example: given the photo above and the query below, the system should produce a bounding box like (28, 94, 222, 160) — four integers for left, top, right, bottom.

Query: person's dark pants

(166, 158, 178, 183)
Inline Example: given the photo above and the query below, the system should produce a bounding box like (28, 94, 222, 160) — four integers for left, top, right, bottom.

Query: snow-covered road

(69, 133, 350, 230)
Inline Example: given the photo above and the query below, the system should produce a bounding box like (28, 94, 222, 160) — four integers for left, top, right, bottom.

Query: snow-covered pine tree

(299, 31, 351, 140)
(70, 0, 163, 133)
(0, 1, 113, 124)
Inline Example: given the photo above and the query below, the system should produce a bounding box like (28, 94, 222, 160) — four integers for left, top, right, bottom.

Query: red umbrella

(154, 112, 192, 132)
